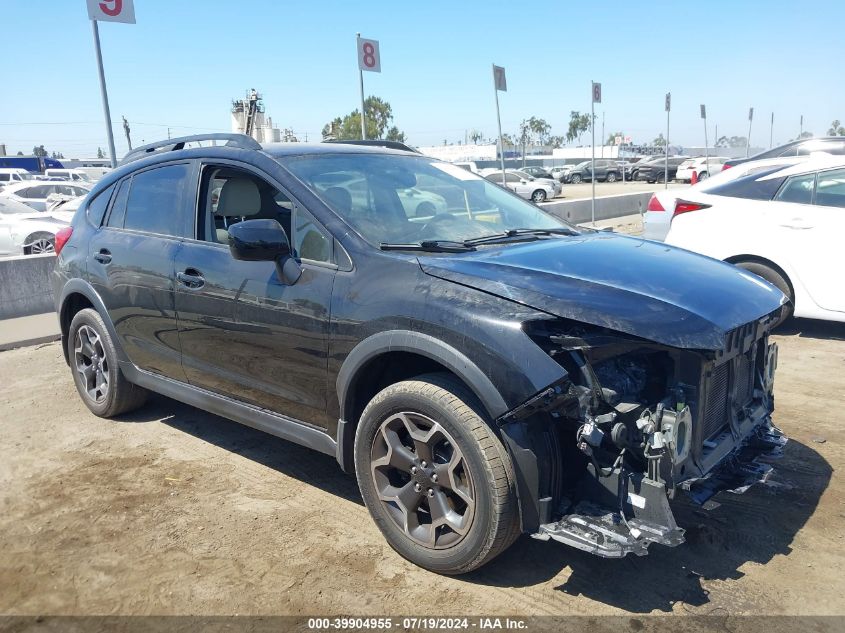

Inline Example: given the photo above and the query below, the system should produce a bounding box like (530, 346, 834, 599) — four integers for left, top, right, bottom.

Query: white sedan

(643, 155, 813, 241)
(0, 195, 70, 255)
(0, 181, 92, 212)
(664, 157, 845, 323)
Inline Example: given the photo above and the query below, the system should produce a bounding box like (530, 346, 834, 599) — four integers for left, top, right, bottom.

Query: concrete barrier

(0, 254, 56, 320)
(541, 191, 652, 225)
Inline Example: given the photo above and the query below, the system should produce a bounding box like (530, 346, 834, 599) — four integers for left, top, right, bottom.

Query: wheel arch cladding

(335, 330, 509, 473)
(58, 280, 126, 365)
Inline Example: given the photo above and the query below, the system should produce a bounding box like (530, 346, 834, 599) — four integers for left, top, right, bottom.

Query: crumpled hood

(419, 233, 786, 350)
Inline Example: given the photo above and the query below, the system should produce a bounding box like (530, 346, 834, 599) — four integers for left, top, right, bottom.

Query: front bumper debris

(532, 416, 788, 558)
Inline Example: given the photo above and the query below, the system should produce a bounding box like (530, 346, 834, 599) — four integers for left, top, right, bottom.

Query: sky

(1, 0, 843, 159)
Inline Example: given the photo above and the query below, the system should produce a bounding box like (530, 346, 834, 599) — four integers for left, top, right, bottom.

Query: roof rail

(120, 133, 262, 165)
(322, 139, 420, 154)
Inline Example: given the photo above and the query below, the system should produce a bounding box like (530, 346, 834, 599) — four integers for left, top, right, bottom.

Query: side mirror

(520, 179, 528, 184)
(227, 218, 302, 285)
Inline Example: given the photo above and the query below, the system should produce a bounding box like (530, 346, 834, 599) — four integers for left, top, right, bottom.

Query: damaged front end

(498, 311, 787, 558)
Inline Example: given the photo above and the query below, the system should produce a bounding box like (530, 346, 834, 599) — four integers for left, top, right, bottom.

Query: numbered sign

(357, 37, 381, 73)
(87, 0, 136, 23)
(493, 65, 507, 92)
(749, 107, 754, 122)
(592, 82, 602, 104)
(700, 104, 707, 119)
(665, 92, 671, 112)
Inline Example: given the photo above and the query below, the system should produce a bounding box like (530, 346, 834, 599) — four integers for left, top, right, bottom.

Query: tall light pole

(665, 92, 671, 190)
(591, 81, 601, 225)
(91, 20, 117, 168)
(746, 107, 754, 157)
(492, 65, 508, 186)
(701, 104, 708, 177)
(770, 112, 774, 148)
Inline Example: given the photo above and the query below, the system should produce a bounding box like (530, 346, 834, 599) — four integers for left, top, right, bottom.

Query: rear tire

(68, 308, 148, 417)
(699, 171, 709, 180)
(734, 261, 794, 325)
(354, 373, 520, 575)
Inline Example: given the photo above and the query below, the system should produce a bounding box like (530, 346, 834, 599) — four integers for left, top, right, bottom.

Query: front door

(174, 162, 336, 429)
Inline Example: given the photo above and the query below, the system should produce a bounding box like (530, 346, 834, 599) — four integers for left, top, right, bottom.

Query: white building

(231, 89, 282, 143)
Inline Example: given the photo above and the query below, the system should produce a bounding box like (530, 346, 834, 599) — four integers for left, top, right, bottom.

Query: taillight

(722, 163, 732, 171)
(672, 200, 711, 219)
(646, 194, 666, 211)
(54, 226, 73, 255)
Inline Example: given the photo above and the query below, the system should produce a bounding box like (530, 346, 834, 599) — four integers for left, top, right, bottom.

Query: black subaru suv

(52, 134, 787, 574)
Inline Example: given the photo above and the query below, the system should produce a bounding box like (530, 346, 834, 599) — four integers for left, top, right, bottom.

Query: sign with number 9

(87, 0, 136, 24)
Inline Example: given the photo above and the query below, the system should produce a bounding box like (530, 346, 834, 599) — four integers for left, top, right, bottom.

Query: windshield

(284, 154, 571, 246)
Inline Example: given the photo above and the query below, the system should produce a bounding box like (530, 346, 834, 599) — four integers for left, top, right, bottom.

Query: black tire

(570, 173, 582, 184)
(354, 373, 520, 575)
(531, 189, 547, 203)
(656, 172, 666, 183)
(23, 231, 55, 255)
(606, 171, 618, 183)
(698, 171, 709, 180)
(734, 261, 794, 324)
(67, 308, 148, 417)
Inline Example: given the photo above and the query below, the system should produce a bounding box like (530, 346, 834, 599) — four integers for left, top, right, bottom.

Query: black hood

(419, 233, 786, 350)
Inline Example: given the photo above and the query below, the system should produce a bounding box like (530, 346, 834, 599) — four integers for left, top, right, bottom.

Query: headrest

(216, 178, 261, 217)
(323, 186, 352, 215)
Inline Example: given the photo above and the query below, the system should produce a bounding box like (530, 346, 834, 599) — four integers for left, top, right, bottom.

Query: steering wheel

(418, 213, 460, 237)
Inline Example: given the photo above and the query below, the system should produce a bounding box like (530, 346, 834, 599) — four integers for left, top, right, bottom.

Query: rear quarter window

(706, 168, 786, 200)
(86, 183, 115, 226)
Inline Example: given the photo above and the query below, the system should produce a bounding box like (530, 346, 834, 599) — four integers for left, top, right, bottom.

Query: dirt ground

(1, 319, 843, 617)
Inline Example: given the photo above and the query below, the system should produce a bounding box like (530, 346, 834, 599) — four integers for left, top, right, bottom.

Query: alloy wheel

(370, 411, 475, 549)
(74, 325, 109, 403)
(29, 238, 54, 254)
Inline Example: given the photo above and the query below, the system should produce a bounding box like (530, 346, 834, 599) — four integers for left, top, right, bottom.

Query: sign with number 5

(87, 0, 136, 24)
(357, 36, 381, 73)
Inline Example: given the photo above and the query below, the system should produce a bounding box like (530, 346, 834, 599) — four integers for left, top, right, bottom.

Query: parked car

(0, 181, 92, 211)
(549, 165, 574, 183)
(508, 169, 561, 197)
(53, 133, 787, 574)
(44, 168, 94, 183)
(634, 156, 689, 183)
(520, 166, 555, 180)
(675, 156, 728, 183)
(664, 156, 845, 323)
(0, 168, 36, 186)
(643, 155, 810, 242)
(567, 159, 621, 183)
(482, 169, 557, 202)
(0, 195, 69, 255)
(723, 137, 845, 170)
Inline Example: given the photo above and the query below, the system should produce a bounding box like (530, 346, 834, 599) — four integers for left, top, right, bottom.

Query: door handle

(93, 249, 112, 264)
(779, 218, 813, 230)
(176, 269, 205, 289)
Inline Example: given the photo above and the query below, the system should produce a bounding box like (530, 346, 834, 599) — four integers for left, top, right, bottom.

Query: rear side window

(106, 178, 131, 228)
(707, 168, 786, 201)
(774, 173, 815, 204)
(86, 184, 115, 226)
(123, 164, 190, 236)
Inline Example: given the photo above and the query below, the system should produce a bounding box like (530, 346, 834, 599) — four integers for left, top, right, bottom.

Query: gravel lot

(1, 319, 843, 617)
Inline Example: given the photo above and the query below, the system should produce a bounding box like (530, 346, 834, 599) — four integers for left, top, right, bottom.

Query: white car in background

(0, 181, 92, 211)
(481, 169, 558, 202)
(663, 157, 845, 323)
(675, 156, 728, 183)
(44, 168, 94, 182)
(0, 168, 36, 187)
(643, 155, 811, 241)
(0, 195, 70, 255)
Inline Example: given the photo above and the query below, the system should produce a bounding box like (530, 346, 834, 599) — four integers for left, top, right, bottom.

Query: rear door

(87, 162, 195, 379)
(173, 161, 337, 429)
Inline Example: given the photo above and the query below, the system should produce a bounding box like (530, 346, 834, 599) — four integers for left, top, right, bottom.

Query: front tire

(354, 374, 520, 575)
(570, 173, 582, 184)
(68, 308, 148, 417)
(606, 172, 618, 183)
(531, 189, 547, 203)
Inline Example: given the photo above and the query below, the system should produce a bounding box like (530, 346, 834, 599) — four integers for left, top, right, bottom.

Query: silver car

(509, 169, 562, 197)
(482, 170, 557, 202)
(0, 195, 70, 255)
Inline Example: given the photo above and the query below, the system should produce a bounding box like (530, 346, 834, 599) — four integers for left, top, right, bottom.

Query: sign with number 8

(87, 0, 136, 23)
(357, 37, 381, 73)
